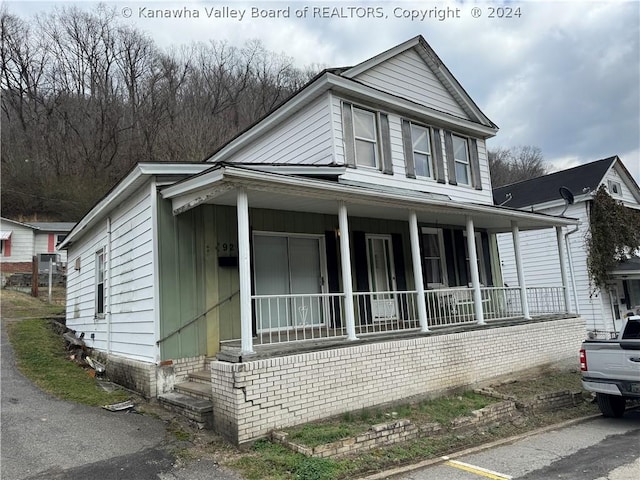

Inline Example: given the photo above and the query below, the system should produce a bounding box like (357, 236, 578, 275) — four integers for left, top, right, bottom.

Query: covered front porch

(159, 165, 578, 360)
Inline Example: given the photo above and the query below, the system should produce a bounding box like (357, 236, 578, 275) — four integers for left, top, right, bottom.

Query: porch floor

(217, 313, 578, 363)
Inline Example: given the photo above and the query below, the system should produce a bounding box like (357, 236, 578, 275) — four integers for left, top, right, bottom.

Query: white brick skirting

(210, 317, 585, 444)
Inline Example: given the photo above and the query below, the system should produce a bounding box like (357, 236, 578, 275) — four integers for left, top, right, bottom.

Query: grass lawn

(3, 290, 130, 407)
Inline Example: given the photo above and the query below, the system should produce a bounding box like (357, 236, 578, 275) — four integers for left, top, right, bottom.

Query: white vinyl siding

(65, 183, 157, 362)
(224, 95, 334, 166)
(0, 220, 33, 261)
(496, 202, 612, 333)
(354, 48, 469, 119)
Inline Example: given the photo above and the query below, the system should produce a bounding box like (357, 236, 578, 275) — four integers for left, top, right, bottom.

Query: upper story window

(342, 101, 393, 174)
(608, 179, 622, 197)
(353, 107, 379, 168)
(410, 124, 433, 178)
(452, 135, 471, 186)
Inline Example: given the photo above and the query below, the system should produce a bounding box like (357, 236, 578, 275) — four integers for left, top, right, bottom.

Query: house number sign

(217, 242, 236, 257)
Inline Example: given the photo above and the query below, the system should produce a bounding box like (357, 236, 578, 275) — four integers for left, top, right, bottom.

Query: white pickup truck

(580, 315, 640, 417)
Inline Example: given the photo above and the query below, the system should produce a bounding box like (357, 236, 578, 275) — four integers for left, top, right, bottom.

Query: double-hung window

(411, 124, 433, 178)
(96, 249, 105, 316)
(452, 135, 471, 185)
(353, 107, 379, 168)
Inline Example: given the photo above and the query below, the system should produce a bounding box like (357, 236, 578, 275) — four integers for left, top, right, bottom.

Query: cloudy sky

(8, 0, 640, 182)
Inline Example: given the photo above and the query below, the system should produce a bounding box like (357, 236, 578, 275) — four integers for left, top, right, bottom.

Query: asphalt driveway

(0, 318, 241, 480)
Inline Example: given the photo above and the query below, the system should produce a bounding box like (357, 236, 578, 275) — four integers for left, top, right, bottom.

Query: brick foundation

(210, 316, 585, 444)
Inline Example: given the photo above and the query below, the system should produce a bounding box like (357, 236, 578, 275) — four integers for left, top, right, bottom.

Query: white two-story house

(60, 36, 583, 444)
(494, 157, 640, 338)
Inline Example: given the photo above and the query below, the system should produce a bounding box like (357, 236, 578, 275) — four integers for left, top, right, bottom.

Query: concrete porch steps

(157, 392, 213, 429)
(158, 367, 215, 429)
(174, 377, 212, 400)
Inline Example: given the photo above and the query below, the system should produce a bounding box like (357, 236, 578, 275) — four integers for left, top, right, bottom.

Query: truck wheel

(596, 393, 626, 417)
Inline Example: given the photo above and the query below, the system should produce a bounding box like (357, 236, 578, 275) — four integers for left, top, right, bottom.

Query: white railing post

(338, 201, 358, 340)
(237, 188, 254, 355)
(511, 221, 531, 319)
(409, 210, 429, 332)
(465, 216, 485, 325)
(556, 226, 571, 313)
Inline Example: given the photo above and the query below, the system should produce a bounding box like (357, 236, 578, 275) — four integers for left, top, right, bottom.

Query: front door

(253, 234, 324, 330)
(366, 235, 397, 320)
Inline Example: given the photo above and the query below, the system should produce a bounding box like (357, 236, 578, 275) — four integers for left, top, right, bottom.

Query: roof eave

(59, 163, 210, 249)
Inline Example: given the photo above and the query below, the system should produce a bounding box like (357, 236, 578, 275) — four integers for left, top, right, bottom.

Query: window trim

(95, 249, 105, 318)
(607, 179, 622, 197)
(452, 134, 471, 186)
(410, 123, 433, 179)
(352, 106, 380, 169)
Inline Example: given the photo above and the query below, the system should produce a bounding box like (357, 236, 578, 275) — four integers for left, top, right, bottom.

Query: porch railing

(248, 285, 568, 346)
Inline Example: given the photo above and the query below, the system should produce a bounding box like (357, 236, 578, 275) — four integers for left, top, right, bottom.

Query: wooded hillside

(1, 5, 315, 220)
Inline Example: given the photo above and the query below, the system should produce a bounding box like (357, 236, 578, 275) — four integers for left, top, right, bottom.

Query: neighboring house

(0, 217, 75, 275)
(494, 156, 640, 338)
(59, 36, 583, 444)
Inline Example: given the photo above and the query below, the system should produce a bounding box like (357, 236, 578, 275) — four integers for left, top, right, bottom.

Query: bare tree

(1, 5, 318, 220)
(488, 145, 548, 187)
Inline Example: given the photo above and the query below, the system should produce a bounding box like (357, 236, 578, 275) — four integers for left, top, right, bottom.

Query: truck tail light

(579, 349, 587, 371)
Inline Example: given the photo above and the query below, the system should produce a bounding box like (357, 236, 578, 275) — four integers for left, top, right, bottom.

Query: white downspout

(555, 226, 571, 313)
(106, 216, 112, 354)
(564, 225, 580, 315)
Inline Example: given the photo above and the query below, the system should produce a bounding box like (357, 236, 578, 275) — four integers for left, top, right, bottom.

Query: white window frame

(95, 249, 105, 318)
(411, 123, 433, 179)
(607, 179, 622, 197)
(352, 107, 380, 169)
(421, 227, 448, 288)
(452, 135, 471, 186)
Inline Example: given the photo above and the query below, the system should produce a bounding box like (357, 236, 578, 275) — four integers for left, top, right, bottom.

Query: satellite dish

(559, 186, 574, 204)
(559, 186, 574, 216)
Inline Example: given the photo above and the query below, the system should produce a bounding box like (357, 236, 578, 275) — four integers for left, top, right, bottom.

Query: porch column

(465, 216, 485, 325)
(408, 210, 429, 332)
(338, 201, 358, 340)
(511, 221, 531, 320)
(237, 188, 254, 355)
(556, 226, 571, 313)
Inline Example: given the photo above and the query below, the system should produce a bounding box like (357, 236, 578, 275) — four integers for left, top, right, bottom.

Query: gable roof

(28, 222, 76, 232)
(492, 157, 618, 208)
(0, 217, 76, 232)
(342, 36, 496, 129)
(203, 35, 498, 165)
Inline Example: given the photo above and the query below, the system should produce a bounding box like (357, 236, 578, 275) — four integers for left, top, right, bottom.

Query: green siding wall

(157, 197, 207, 360)
(158, 203, 418, 355)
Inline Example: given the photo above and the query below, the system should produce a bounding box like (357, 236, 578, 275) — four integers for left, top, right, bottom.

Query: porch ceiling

(161, 166, 579, 233)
